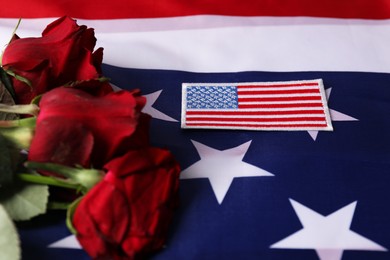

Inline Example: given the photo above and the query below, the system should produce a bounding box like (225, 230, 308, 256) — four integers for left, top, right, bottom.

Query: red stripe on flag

(0, 0, 388, 19)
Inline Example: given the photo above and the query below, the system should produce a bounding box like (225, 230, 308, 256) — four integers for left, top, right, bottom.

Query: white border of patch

(181, 79, 333, 131)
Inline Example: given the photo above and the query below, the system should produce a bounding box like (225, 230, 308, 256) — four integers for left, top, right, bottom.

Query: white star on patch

(270, 199, 387, 260)
(142, 90, 178, 122)
(180, 140, 274, 204)
(308, 88, 358, 141)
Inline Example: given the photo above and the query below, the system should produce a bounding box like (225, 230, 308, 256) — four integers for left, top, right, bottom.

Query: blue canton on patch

(186, 86, 238, 109)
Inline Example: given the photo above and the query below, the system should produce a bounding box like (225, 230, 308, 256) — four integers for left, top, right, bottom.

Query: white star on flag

(308, 88, 358, 141)
(108, 85, 177, 122)
(180, 140, 274, 204)
(48, 235, 81, 249)
(109, 83, 123, 92)
(270, 199, 387, 260)
(142, 90, 178, 122)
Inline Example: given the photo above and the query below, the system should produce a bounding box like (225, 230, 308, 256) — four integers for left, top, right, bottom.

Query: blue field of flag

(17, 65, 390, 260)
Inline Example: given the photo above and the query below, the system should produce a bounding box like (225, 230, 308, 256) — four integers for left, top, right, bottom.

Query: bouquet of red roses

(0, 16, 180, 260)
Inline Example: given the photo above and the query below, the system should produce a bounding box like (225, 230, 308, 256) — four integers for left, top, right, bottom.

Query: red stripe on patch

(184, 123, 329, 128)
(238, 103, 324, 109)
(185, 110, 325, 116)
(238, 82, 319, 89)
(238, 96, 322, 102)
(186, 117, 327, 122)
(236, 89, 321, 95)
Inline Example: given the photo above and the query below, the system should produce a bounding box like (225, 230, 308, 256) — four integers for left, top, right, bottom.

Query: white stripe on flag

(1, 16, 390, 73)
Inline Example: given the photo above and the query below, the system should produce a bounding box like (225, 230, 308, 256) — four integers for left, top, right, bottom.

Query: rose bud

(2, 16, 112, 104)
(73, 148, 181, 259)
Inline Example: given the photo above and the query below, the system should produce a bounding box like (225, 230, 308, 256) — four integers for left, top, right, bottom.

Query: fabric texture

(0, 1, 389, 260)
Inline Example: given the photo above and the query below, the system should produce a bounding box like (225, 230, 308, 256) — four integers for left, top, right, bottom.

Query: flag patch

(181, 79, 333, 131)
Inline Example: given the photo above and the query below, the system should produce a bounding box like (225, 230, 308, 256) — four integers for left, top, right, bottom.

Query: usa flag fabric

(1, 1, 390, 260)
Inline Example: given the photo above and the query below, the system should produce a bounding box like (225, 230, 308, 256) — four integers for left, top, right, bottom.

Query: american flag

(182, 80, 333, 130)
(1, 1, 390, 260)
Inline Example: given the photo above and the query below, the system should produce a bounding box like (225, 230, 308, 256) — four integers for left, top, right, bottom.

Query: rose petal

(37, 87, 145, 166)
(28, 117, 94, 175)
(73, 180, 130, 258)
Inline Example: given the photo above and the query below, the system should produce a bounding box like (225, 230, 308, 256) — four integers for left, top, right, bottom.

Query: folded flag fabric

(1, 1, 390, 260)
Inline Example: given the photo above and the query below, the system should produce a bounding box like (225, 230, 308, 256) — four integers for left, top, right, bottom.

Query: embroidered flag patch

(181, 79, 333, 131)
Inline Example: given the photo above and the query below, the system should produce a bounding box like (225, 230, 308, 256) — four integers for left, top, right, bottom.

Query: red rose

(2, 16, 112, 104)
(28, 86, 147, 172)
(73, 148, 181, 260)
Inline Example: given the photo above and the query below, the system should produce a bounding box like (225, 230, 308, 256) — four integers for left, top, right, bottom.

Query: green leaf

(0, 127, 34, 150)
(0, 204, 20, 260)
(8, 19, 21, 46)
(66, 196, 83, 234)
(0, 134, 20, 187)
(0, 104, 39, 116)
(30, 94, 42, 106)
(0, 117, 36, 128)
(47, 201, 72, 210)
(4, 70, 32, 88)
(0, 79, 17, 121)
(25, 161, 103, 192)
(0, 183, 49, 221)
(18, 173, 84, 192)
(0, 68, 16, 101)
